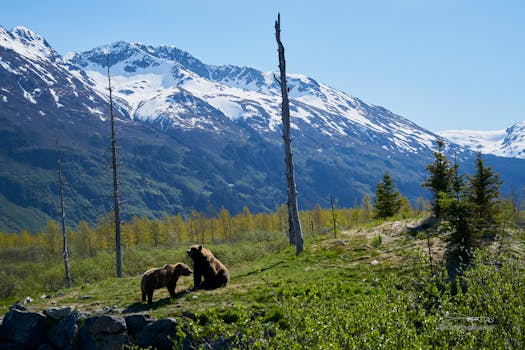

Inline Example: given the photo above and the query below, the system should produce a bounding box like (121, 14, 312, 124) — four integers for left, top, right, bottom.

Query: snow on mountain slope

(0, 26, 60, 61)
(500, 121, 525, 158)
(0, 25, 118, 119)
(438, 129, 506, 153)
(439, 122, 525, 159)
(69, 41, 441, 153)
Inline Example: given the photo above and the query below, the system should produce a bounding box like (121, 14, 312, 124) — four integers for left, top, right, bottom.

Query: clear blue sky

(2, 0, 524, 131)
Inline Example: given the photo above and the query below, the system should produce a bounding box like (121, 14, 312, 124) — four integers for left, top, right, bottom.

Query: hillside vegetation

(2, 213, 524, 349)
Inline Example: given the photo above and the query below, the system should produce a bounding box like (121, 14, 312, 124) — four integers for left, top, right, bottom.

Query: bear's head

(175, 262, 193, 276)
(187, 244, 204, 260)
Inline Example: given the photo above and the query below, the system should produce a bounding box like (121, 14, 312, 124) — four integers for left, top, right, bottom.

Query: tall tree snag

(275, 13, 304, 255)
(107, 52, 123, 277)
(330, 194, 337, 238)
(56, 138, 71, 288)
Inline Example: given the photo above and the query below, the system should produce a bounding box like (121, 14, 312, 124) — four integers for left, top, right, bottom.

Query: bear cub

(187, 245, 230, 290)
(141, 262, 192, 304)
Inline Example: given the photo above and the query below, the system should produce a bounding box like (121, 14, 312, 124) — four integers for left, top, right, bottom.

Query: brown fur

(141, 262, 192, 304)
(186, 244, 230, 290)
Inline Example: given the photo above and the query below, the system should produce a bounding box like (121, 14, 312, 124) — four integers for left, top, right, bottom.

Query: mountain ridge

(439, 121, 525, 159)
(1, 25, 524, 232)
(68, 39, 445, 156)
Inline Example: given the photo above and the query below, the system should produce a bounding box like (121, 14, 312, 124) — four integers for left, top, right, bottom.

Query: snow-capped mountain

(2, 25, 524, 232)
(0, 25, 59, 61)
(439, 121, 525, 159)
(68, 41, 442, 154)
(0, 26, 127, 122)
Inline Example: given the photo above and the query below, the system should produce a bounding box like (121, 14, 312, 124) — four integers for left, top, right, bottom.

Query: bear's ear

(198, 245, 203, 251)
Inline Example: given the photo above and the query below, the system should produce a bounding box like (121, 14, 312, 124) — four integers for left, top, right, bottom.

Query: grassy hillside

(1, 219, 525, 349)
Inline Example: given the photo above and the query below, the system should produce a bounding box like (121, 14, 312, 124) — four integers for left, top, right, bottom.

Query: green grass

(2, 220, 525, 349)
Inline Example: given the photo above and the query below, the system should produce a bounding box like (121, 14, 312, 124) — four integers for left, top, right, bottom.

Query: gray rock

(48, 311, 80, 350)
(135, 318, 180, 350)
(78, 315, 129, 350)
(0, 309, 50, 348)
(76, 311, 93, 320)
(124, 314, 154, 339)
(8, 305, 25, 312)
(44, 306, 73, 320)
(85, 315, 126, 334)
(84, 333, 129, 350)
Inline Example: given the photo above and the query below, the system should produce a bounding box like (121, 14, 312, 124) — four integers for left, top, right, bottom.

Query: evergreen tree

(468, 152, 502, 226)
(438, 158, 473, 248)
(423, 138, 453, 218)
(374, 172, 401, 219)
(451, 153, 465, 201)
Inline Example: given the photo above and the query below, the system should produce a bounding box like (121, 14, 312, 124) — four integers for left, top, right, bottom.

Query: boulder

(78, 315, 129, 350)
(124, 314, 154, 339)
(8, 305, 25, 312)
(135, 318, 180, 350)
(47, 311, 80, 350)
(0, 309, 50, 348)
(44, 306, 73, 321)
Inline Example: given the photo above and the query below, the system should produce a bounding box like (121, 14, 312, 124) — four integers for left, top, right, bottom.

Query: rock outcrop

(0, 305, 185, 349)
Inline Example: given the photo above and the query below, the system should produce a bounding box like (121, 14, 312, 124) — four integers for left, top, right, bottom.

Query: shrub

(371, 234, 382, 247)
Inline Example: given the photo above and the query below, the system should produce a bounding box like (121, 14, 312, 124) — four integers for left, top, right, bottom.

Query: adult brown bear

(187, 245, 230, 289)
(141, 262, 192, 304)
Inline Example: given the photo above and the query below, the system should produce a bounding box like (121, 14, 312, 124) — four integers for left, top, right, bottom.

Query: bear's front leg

(167, 282, 177, 298)
(147, 290, 154, 304)
(193, 271, 202, 289)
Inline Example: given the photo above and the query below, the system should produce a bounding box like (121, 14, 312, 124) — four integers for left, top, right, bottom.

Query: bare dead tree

(56, 138, 71, 288)
(426, 230, 434, 276)
(107, 52, 122, 277)
(330, 194, 337, 238)
(275, 13, 304, 255)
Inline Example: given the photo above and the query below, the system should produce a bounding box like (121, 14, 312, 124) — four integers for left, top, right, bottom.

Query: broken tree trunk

(330, 194, 337, 238)
(107, 52, 122, 277)
(275, 13, 304, 255)
(56, 138, 71, 288)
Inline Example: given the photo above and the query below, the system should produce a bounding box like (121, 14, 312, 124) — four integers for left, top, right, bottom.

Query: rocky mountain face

(1, 26, 523, 232)
(440, 121, 525, 159)
(69, 41, 444, 154)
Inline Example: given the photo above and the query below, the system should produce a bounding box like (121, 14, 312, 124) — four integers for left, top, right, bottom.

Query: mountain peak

(438, 123, 525, 159)
(0, 25, 58, 60)
(11, 26, 45, 42)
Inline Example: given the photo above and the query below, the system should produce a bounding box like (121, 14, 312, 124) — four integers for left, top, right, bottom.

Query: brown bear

(186, 245, 230, 290)
(141, 262, 192, 304)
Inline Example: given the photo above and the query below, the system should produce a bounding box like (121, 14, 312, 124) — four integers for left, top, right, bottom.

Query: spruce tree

(423, 138, 453, 218)
(468, 152, 502, 226)
(438, 157, 473, 248)
(374, 171, 401, 219)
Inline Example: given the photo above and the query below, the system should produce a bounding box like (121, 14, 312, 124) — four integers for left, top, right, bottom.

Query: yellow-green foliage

(0, 201, 421, 251)
(0, 201, 423, 300)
